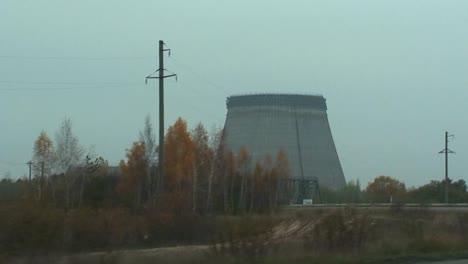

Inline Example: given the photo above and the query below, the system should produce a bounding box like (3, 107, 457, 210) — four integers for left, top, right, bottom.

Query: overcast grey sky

(1, 0, 468, 187)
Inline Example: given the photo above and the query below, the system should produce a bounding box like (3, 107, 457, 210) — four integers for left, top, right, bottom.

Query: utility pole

(26, 161, 34, 183)
(438, 131, 454, 204)
(39, 161, 45, 200)
(146, 40, 177, 195)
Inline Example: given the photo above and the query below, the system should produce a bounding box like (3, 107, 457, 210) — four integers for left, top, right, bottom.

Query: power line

(0, 81, 140, 85)
(0, 160, 25, 166)
(0, 55, 157, 61)
(0, 166, 12, 172)
(0, 53, 229, 119)
(169, 79, 224, 118)
(0, 85, 142, 92)
(0, 55, 233, 95)
(169, 55, 232, 93)
(0, 80, 144, 92)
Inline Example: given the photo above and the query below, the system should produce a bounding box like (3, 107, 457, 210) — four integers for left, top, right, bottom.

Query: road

(282, 203, 468, 212)
(416, 260, 468, 264)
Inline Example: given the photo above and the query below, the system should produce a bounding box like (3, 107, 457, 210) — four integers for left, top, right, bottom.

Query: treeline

(115, 117, 291, 214)
(2, 116, 291, 215)
(319, 176, 468, 204)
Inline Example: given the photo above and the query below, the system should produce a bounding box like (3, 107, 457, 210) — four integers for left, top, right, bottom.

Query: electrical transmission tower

(438, 131, 454, 204)
(146, 40, 177, 194)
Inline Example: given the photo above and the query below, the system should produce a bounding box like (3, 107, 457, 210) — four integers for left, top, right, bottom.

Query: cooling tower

(222, 94, 346, 190)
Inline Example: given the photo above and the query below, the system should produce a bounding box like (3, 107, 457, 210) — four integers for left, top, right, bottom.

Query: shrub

(305, 208, 374, 253)
(209, 215, 276, 261)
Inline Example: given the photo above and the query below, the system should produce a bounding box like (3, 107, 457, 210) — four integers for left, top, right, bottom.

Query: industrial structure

(222, 94, 345, 203)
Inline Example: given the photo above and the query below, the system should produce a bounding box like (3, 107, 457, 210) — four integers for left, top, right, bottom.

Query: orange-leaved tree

(366, 175, 406, 203)
(275, 149, 290, 205)
(32, 131, 55, 201)
(237, 146, 250, 213)
(32, 131, 55, 178)
(276, 149, 290, 178)
(258, 154, 276, 212)
(117, 142, 147, 207)
(164, 117, 195, 213)
(191, 123, 213, 213)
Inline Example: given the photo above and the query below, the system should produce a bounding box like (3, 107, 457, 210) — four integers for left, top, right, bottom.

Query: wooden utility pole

(39, 161, 44, 200)
(146, 40, 177, 195)
(26, 161, 34, 183)
(439, 131, 454, 204)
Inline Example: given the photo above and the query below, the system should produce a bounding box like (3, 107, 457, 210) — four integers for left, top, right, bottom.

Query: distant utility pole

(438, 131, 454, 204)
(26, 161, 34, 183)
(39, 161, 45, 200)
(146, 40, 177, 194)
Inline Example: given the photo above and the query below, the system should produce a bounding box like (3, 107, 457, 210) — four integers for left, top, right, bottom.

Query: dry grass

(204, 208, 468, 264)
(3, 208, 468, 264)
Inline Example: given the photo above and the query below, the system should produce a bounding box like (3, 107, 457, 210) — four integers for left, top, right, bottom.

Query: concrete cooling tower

(222, 94, 346, 192)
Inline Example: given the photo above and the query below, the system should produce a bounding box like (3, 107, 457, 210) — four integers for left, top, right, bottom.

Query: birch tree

(205, 126, 222, 213)
(55, 118, 83, 209)
(223, 150, 236, 213)
(139, 114, 157, 202)
(190, 123, 211, 213)
(237, 146, 250, 213)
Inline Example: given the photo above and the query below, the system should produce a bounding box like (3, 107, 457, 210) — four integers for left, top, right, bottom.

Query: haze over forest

(1, 0, 468, 187)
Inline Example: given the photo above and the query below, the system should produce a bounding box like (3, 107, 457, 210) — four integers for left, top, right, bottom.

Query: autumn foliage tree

(32, 131, 55, 201)
(406, 179, 468, 203)
(213, 146, 290, 214)
(164, 118, 196, 213)
(366, 175, 406, 203)
(58, 116, 292, 215)
(191, 123, 213, 213)
(275, 149, 290, 204)
(32, 131, 55, 178)
(247, 150, 290, 213)
(117, 142, 147, 207)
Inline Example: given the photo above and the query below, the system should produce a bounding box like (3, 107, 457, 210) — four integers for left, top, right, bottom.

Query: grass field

(4, 206, 468, 264)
